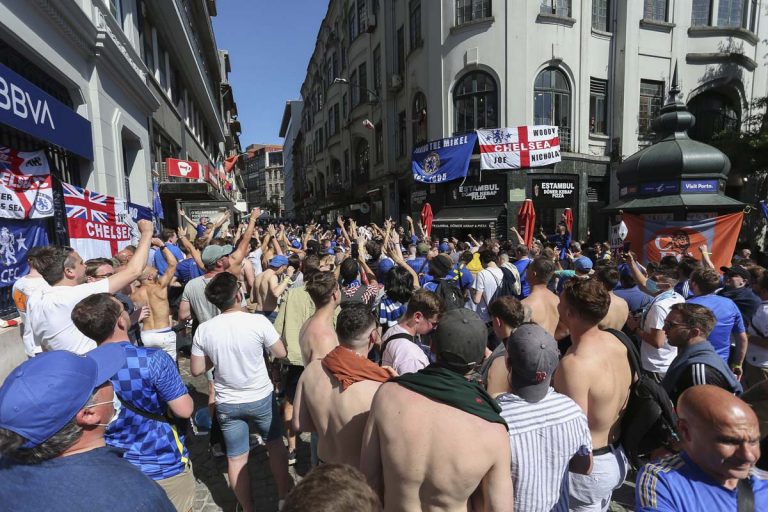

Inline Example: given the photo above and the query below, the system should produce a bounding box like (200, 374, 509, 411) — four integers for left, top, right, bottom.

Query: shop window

(589, 78, 608, 135)
(592, 0, 609, 30)
(412, 92, 428, 146)
(454, 70, 498, 134)
(534, 68, 571, 150)
(644, 0, 668, 22)
(540, 0, 570, 17)
(456, 0, 492, 25)
(691, 0, 712, 25)
(638, 79, 664, 137)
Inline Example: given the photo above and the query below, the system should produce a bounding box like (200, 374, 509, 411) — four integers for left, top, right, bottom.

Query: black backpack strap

(604, 327, 641, 382)
(117, 395, 170, 423)
(380, 333, 416, 365)
(738, 477, 754, 512)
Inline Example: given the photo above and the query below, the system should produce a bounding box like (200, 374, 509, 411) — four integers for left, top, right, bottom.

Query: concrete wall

(0, 327, 26, 385)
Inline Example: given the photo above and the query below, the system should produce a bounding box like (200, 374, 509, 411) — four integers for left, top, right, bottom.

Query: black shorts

(282, 364, 305, 403)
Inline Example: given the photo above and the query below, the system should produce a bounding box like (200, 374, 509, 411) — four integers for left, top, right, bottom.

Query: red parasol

(421, 202, 433, 238)
(563, 208, 573, 234)
(517, 199, 536, 248)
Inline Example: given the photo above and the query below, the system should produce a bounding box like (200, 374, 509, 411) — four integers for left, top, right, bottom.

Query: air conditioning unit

(389, 74, 403, 91)
(366, 15, 377, 32)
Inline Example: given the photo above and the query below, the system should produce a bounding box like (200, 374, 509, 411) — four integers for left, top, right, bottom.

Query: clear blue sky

(212, 1, 327, 147)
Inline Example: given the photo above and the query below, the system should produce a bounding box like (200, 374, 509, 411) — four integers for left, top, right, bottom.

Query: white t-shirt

(248, 248, 263, 276)
(27, 280, 110, 354)
(381, 324, 429, 375)
(473, 267, 503, 322)
(640, 292, 685, 374)
(12, 275, 50, 357)
(747, 300, 768, 368)
(192, 311, 280, 404)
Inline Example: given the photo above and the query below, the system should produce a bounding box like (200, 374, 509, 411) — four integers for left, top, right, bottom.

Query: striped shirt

(498, 388, 592, 512)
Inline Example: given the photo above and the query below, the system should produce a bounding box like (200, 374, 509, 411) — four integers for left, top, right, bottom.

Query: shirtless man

(292, 303, 392, 466)
(299, 271, 340, 364)
(553, 278, 633, 511)
(252, 254, 294, 321)
(132, 240, 178, 361)
(522, 256, 560, 336)
(360, 308, 513, 512)
(595, 265, 630, 331)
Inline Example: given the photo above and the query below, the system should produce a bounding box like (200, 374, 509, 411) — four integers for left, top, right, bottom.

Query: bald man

(636, 385, 767, 511)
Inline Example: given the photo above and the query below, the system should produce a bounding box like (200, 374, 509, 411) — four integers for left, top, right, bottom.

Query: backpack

(604, 328, 678, 467)
(435, 279, 465, 311)
(489, 267, 518, 303)
(380, 332, 434, 364)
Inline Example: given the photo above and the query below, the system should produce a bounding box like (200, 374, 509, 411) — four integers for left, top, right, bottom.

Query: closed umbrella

(517, 199, 536, 248)
(563, 208, 574, 235)
(421, 202, 433, 239)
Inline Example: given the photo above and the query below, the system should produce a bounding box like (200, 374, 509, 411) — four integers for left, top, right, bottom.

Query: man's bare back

(555, 329, 632, 448)
(598, 293, 630, 331)
(253, 268, 278, 312)
(299, 315, 338, 365)
(134, 282, 171, 330)
(360, 383, 513, 512)
(522, 286, 560, 336)
(293, 360, 382, 466)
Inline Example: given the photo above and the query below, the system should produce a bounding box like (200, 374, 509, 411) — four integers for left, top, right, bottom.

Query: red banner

(166, 158, 201, 179)
(624, 212, 743, 270)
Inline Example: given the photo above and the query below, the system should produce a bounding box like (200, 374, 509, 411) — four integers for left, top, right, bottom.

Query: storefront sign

(478, 126, 561, 170)
(166, 158, 202, 180)
(411, 133, 477, 184)
(0, 63, 93, 160)
(532, 179, 576, 203)
(0, 147, 53, 219)
(639, 181, 679, 195)
(446, 174, 506, 207)
(681, 179, 718, 194)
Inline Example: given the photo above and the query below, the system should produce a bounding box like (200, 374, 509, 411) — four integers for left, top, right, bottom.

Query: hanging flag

(0, 218, 49, 288)
(63, 182, 131, 260)
(0, 147, 54, 219)
(224, 154, 238, 173)
(152, 180, 164, 221)
(623, 212, 743, 270)
(477, 126, 561, 170)
(412, 133, 477, 184)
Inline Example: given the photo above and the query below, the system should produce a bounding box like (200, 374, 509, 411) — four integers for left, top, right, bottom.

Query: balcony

(559, 126, 572, 152)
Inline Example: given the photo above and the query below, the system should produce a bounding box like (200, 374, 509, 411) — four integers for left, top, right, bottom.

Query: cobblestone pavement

(178, 354, 311, 512)
(178, 353, 637, 511)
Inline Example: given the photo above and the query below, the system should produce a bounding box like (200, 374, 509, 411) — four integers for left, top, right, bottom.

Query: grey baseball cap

(507, 323, 560, 402)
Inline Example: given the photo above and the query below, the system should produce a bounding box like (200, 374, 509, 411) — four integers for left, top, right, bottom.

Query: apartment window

(397, 111, 407, 156)
(344, 149, 350, 181)
(359, 62, 368, 102)
(373, 45, 382, 94)
(143, 24, 154, 72)
(342, 93, 348, 118)
(375, 122, 383, 163)
(534, 68, 571, 150)
(397, 26, 405, 75)
(358, 0, 368, 33)
(454, 71, 498, 133)
(589, 78, 608, 135)
(350, 70, 359, 107)
(373, 0, 379, 15)
(540, 0, 571, 17)
(456, 0, 492, 25)
(750, 0, 759, 31)
(691, 0, 713, 26)
(330, 103, 340, 136)
(410, 0, 423, 49)
(639, 80, 664, 137)
(592, 0, 609, 31)
(327, 53, 338, 86)
(109, 0, 123, 25)
(348, 5, 358, 41)
(355, 139, 370, 179)
(718, 0, 746, 27)
(158, 47, 168, 90)
(644, 0, 668, 21)
(412, 92, 428, 146)
(341, 44, 348, 70)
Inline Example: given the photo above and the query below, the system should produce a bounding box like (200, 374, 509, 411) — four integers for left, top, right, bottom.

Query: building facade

(279, 100, 304, 219)
(243, 144, 285, 216)
(287, 0, 767, 241)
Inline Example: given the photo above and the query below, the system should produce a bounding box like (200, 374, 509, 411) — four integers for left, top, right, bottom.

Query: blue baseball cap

(291, 239, 302, 249)
(439, 242, 449, 253)
(377, 258, 395, 281)
(269, 255, 289, 268)
(574, 256, 593, 273)
(0, 344, 126, 447)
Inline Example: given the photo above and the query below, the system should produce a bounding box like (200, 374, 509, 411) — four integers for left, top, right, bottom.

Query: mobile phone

(623, 241, 631, 253)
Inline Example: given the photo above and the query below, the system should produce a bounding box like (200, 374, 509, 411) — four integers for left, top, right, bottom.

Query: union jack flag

(62, 183, 112, 224)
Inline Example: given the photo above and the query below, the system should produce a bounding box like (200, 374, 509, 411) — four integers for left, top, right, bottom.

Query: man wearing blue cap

(0, 345, 175, 510)
(252, 254, 295, 321)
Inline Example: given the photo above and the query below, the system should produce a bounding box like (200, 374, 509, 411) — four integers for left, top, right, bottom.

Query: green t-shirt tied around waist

(390, 364, 508, 430)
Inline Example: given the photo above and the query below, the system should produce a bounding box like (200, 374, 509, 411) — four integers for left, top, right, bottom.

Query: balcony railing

(559, 126, 571, 152)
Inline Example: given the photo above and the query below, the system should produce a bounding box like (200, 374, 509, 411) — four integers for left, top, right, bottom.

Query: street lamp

(333, 77, 379, 104)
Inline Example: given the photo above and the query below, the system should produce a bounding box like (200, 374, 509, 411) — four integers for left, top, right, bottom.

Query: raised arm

(509, 226, 525, 246)
(227, 207, 260, 276)
(202, 210, 229, 245)
(156, 241, 178, 288)
(108, 220, 152, 293)
(699, 244, 714, 269)
(177, 227, 204, 271)
(177, 208, 195, 229)
(386, 243, 420, 289)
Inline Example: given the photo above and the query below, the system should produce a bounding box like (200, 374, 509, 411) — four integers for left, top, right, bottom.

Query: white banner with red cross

(0, 147, 54, 219)
(63, 182, 131, 260)
(477, 126, 562, 170)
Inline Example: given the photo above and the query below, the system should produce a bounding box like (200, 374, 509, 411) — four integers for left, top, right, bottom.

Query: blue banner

(681, 179, 718, 194)
(128, 202, 153, 222)
(412, 133, 477, 184)
(640, 181, 679, 195)
(0, 63, 93, 160)
(0, 219, 49, 287)
(152, 180, 164, 220)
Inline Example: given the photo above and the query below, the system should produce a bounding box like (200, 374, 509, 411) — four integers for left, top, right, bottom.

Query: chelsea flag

(412, 133, 477, 184)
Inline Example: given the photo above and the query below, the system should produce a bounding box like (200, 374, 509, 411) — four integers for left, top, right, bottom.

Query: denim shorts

(216, 393, 283, 457)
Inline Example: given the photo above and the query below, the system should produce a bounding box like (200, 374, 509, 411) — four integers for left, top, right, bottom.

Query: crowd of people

(1, 207, 767, 511)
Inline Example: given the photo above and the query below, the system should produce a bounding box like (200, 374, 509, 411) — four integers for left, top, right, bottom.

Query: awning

(432, 205, 506, 230)
(603, 193, 745, 213)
